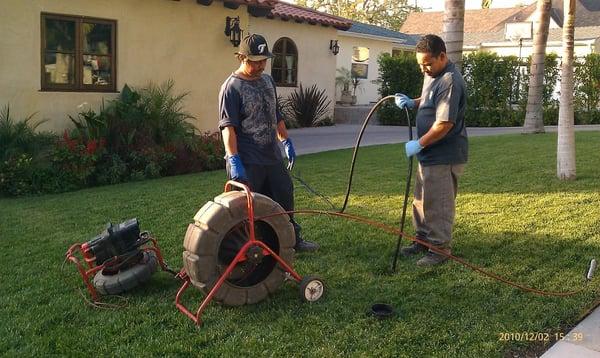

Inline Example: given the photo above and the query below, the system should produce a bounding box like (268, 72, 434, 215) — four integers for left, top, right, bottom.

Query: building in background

(401, 0, 600, 59)
(0, 0, 352, 133)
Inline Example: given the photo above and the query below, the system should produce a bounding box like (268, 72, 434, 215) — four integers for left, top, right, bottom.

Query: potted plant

(335, 67, 353, 105)
(351, 76, 362, 105)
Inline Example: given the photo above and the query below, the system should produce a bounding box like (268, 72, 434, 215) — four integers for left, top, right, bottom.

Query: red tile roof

(198, 0, 352, 29)
(222, 0, 277, 7)
(401, 4, 536, 34)
(268, 2, 352, 30)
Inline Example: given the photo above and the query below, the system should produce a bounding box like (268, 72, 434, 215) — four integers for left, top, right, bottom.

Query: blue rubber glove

(227, 154, 247, 182)
(405, 140, 423, 157)
(395, 93, 415, 110)
(282, 138, 296, 171)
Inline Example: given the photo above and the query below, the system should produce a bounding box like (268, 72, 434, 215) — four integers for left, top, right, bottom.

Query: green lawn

(1, 132, 599, 357)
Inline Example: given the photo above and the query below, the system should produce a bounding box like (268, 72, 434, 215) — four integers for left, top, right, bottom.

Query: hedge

(377, 52, 600, 126)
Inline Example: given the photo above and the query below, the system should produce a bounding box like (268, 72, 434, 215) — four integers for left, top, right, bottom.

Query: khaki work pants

(412, 163, 465, 249)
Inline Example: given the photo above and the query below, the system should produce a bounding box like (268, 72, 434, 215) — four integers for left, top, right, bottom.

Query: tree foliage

(293, 0, 417, 31)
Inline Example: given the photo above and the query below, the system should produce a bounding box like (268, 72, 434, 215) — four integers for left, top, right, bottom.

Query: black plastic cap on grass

(368, 303, 396, 319)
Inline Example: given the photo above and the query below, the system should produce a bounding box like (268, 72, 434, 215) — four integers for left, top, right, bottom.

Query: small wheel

(299, 276, 325, 302)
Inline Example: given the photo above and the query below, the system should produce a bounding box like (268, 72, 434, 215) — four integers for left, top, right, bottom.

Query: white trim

(338, 30, 414, 48)
(480, 39, 596, 47)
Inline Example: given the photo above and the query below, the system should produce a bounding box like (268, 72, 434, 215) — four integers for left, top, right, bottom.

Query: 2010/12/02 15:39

(498, 331, 584, 342)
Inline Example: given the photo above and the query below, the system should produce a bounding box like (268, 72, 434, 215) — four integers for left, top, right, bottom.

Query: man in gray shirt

(218, 34, 318, 252)
(395, 34, 468, 266)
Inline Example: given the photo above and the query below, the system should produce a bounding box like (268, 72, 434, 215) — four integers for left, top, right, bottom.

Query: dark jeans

(226, 161, 302, 242)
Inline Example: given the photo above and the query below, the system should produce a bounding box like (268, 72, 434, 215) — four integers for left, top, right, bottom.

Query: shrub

(463, 52, 521, 126)
(138, 79, 196, 148)
(518, 53, 560, 111)
(0, 105, 57, 196)
(376, 53, 422, 125)
(71, 81, 196, 157)
(51, 131, 106, 188)
(0, 154, 36, 196)
(0, 105, 55, 163)
(574, 53, 600, 124)
(376, 51, 571, 127)
(192, 132, 225, 171)
(282, 84, 331, 127)
(277, 95, 297, 129)
(2, 79, 228, 196)
(94, 154, 128, 185)
(68, 80, 202, 182)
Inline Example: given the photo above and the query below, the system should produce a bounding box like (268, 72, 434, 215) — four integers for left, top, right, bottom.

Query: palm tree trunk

(443, 0, 465, 72)
(557, 0, 576, 180)
(523, 0, 551, 134)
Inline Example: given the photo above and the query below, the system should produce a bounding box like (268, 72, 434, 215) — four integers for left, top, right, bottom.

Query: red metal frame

(175, 180, 303, 325)
(65, 237, 170, 302)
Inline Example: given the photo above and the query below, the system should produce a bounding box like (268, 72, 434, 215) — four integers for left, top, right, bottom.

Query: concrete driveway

(288, 124, 600, 155)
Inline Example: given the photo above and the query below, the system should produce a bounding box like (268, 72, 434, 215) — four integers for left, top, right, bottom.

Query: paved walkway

(289, 123, 600, 357)
(289, 124, 600, 155)
(542, 304, 600, 357)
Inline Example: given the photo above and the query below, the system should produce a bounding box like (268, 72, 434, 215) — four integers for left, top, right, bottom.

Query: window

(352, 46, 369, 63)
(392, 49, 414, 58)
(41, 13, 116, 92)
(351, 46, 369, 79)
(271, 37, 297, 87)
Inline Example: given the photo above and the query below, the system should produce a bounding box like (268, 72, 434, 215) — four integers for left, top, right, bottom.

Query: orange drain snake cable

(286, 96, 596, 297)
(257, 209, 597, 298)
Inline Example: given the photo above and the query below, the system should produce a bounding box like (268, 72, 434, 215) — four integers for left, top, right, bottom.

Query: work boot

(400, 242, 428, 256)
(294, 238, 319, 252)
(416, 250, 449, 266)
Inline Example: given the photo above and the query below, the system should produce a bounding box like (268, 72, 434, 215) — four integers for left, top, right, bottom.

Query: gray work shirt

(415, 61, 468, 166)
(218, 73, 284, 165)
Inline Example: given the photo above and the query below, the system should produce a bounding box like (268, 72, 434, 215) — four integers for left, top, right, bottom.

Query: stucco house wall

(336, 35, 412, 105)
(250, 17, 338, 120)
(0, 0, 250, 133)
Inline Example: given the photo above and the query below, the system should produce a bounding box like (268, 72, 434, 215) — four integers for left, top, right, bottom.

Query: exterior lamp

(225, 16, 242, 47)
(330, 40, 339, 55)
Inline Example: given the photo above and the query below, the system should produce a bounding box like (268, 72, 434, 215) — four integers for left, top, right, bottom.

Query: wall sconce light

(329, 40, 339, 55)
(225, 16, 242, 47)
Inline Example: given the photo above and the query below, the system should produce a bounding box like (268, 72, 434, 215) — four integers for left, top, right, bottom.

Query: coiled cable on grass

(257, 209, 594, 297)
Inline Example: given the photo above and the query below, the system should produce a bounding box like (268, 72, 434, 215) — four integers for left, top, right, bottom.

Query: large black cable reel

(182, 191, 296, 306)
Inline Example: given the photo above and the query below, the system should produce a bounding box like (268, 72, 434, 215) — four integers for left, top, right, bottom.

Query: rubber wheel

(93, 251, 158, 295)
(183, 191, 295, 306)
(299, 276, 325, 302)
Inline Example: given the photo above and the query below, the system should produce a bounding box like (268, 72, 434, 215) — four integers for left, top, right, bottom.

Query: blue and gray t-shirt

(416, 61, 468, 166)
(218, 73, 284, 165)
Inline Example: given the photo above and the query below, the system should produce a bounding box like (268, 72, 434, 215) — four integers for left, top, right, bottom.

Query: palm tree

(522, 0, 552, 134)
(442, 0, 466, 72)
(557, 0, 576, 180)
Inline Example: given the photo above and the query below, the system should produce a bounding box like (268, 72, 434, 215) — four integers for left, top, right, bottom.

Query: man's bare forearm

(418, 121, 454, 148)
(221, 126, 238, 156)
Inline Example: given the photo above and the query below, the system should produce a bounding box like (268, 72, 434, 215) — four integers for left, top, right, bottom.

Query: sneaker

(416, 251, 449, 266)
(400, 242, 428, 256)
(294, 239, 319, 252)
